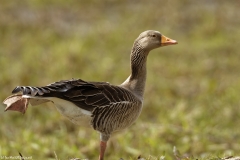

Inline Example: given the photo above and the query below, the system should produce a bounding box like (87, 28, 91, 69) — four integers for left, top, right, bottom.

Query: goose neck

(121, 42, 149, 99)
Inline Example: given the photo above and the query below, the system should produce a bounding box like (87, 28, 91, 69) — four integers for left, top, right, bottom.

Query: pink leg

(99, 141, 107, 160)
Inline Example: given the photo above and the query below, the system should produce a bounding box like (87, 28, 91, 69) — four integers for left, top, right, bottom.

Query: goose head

(135, 30, 178, 51)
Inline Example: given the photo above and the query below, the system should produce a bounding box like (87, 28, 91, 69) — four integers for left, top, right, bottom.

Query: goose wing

(12, 79, 138, 111)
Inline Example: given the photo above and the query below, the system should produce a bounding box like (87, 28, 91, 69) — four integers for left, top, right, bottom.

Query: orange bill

(161, 35, 178, 46)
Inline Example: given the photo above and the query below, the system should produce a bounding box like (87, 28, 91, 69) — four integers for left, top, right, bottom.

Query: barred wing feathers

(12, 79, 139, 112)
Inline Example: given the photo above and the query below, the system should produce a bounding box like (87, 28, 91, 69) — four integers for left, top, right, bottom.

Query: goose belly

(50, 97, 92, 126)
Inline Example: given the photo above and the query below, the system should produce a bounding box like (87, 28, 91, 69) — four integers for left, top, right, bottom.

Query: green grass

(1, 0, 240, 159)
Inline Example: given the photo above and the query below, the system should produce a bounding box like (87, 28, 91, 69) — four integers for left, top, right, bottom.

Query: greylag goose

(3, 30, 177, 160)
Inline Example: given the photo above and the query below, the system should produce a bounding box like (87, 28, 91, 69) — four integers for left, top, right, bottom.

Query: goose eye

(152, 34, 156, 37)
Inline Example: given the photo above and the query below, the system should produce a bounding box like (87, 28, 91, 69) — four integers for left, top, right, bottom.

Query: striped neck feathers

(121, 41, 149, 99)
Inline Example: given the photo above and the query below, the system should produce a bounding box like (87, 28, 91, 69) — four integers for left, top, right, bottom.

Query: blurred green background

(1, 0, 240, 159)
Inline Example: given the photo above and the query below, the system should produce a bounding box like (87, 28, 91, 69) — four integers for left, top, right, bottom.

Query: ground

(0, 0, 240, 159)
